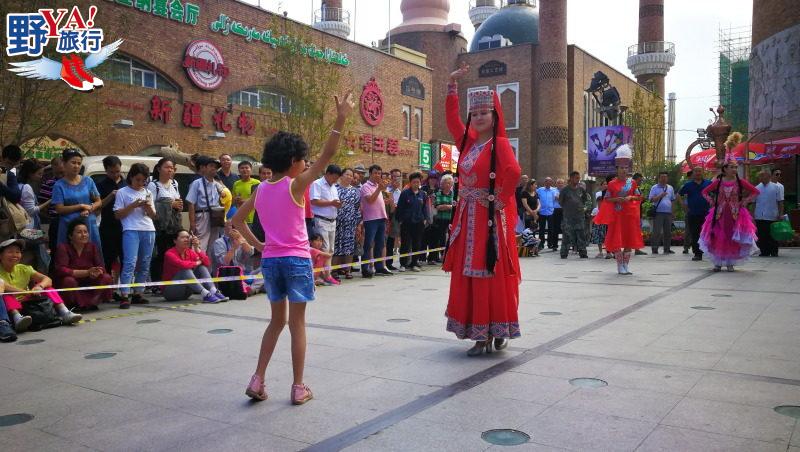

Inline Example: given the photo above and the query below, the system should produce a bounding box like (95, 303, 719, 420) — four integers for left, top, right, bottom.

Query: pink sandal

(245, 374, 268, 401)
(291, 383, 313, 405)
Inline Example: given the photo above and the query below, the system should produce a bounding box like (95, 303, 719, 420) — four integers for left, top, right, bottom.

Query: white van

(81, 155, 200, 229)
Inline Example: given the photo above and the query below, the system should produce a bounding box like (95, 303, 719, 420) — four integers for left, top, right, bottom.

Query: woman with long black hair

(147, 157, 182, 282)
(699, 157, 759, 272)
(443, 63, 522, 356)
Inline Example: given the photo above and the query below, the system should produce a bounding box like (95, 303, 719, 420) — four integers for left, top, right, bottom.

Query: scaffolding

(718, 25, 751, 134)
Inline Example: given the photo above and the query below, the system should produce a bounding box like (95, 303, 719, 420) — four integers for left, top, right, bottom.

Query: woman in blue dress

(52, 149, 102, 252)
(333, 168, 362, 279)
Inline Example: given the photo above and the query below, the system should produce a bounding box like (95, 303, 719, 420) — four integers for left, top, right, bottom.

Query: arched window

(95, 54, 178, 92)
(228, 87, 292, 114)
(402, 105, 411, 140)
(413, 107, 423, 142)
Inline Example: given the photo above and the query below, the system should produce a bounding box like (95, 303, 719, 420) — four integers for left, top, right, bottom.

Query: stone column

(535, 0, 569, 179)
(637, 0, 665, 98)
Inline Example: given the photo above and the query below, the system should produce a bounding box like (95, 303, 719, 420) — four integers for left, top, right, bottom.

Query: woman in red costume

(444, 63, 522, 356)
(594, 144, 644, 275)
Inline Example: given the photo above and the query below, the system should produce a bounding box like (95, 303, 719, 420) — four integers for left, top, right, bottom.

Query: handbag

(19, 296, 62, 331)
(153, 181, 182, 235)
(216, 266, 248, 300)
(647, 195, 664, 218)
(770, 219, 795, 242)
(203, 179, 226, 228)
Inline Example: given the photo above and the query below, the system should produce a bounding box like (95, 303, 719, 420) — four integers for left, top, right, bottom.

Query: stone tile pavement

(1, 249, 799, 451)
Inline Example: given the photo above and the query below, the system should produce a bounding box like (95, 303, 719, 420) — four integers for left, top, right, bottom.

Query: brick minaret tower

(626, 0, 674, 99)
(313, 0, 351, 39)
(388, 0, 467, 145)
(535, 0, 569, 179)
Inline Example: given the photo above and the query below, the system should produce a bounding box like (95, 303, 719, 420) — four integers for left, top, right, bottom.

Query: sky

(245, 0, 753, 160)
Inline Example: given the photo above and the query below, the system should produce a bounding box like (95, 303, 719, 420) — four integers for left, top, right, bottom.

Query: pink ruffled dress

(698, 177, 760, 266)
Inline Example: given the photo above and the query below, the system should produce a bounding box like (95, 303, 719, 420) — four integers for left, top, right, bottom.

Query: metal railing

(628, 41, 676, 57)
(314, 6, 350, 25)
(469, 0, 536, 8)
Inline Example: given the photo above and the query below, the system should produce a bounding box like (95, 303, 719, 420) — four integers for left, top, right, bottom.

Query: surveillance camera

(283, 11, 288, 17)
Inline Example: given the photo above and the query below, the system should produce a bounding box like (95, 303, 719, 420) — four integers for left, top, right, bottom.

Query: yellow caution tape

(8, 247, 446, 297)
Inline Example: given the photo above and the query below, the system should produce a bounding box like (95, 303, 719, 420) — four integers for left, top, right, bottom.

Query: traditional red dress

(443, 85, 522, 341)
(594, 177, 644, 252)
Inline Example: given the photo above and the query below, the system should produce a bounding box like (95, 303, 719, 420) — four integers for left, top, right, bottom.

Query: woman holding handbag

(148, 157, 182, 282)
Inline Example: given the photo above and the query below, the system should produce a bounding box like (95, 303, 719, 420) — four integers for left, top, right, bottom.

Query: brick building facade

(9, 0, 434, 173)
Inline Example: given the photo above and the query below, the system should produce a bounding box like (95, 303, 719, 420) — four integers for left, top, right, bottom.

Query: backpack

(215, 266, 248, 300)
(19, 296, 62, 331)
(153, 180, 182, 235)
(0, 170, 32, 241)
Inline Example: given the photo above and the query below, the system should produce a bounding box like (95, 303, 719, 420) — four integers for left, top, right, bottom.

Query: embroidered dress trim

(446, 316, 521, 340)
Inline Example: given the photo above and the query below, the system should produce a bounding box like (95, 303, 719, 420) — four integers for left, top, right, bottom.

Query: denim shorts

(261, 256, 315, 303)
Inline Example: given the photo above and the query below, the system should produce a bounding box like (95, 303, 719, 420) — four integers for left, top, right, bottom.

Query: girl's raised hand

(335, 91, 355, 118)
(450, 62, 469, 83)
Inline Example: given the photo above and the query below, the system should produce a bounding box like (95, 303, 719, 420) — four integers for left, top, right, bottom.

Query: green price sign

(419, 142, 431, 170)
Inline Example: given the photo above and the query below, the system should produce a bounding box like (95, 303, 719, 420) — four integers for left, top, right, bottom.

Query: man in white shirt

(771, 168, 785, 201)
(754, 170, 784, 257)
(310, 164, 342, 253)
(647, 171, 676, 254)
(187, 156, 223, 255)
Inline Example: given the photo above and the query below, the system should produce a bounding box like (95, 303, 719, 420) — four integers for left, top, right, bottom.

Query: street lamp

(586, 71, 622, 122)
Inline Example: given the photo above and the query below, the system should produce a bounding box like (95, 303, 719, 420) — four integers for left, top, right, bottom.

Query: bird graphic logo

(7, 39, 123, 92)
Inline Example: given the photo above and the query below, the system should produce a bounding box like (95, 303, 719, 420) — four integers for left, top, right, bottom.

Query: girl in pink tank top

(232, 91, 354, 405)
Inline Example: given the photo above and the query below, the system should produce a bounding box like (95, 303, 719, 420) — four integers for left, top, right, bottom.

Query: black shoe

(375, 268, 393, 276)
(112, 292, 124, 302)
(131, 294, 150, 305)
(651, 249, 659, 255)
(0, 320, 17, 342)
(683, 249, 690, 254)
(635, 250, 648, 255)
(579, 252, 589, 259)
(758, 253, 769, 257)
(386, 265, 398, 271)
(771, 252, 779, 257)
(692, 255, 703, 261)
(493, 337, 508, 350)
(119, 298, 131, 309)
(362, 270, 374, 279)
(665, 250, 675, 254)
(560, 254, 568, 259)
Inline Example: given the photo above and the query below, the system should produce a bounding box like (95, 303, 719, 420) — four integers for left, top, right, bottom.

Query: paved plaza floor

(1, 249, 800, 451)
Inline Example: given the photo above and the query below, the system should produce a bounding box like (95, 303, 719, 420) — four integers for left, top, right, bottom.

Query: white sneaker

(411, 266, 421, 272)
(60, 311, 83, 325)
(14, 315, 32, 333)
(398, 266, 407, 272)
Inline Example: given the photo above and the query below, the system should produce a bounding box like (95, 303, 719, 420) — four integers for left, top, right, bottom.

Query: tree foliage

(0, 0, 87, 149)
(264, 18, 354, 167)
(623, 89, 666, 174)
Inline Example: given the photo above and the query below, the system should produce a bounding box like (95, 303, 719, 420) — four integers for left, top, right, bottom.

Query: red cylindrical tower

(627, 0, 674, 99)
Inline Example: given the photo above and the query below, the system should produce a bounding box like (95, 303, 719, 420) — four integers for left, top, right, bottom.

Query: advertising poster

(588, 125, 633, 175)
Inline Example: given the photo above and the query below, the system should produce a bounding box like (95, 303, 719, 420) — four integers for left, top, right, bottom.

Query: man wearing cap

(187, 156, 223, 254)
(353, 164, 367, 189)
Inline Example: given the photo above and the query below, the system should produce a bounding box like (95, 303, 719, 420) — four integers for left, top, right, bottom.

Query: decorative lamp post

(705, 105, 732, 169)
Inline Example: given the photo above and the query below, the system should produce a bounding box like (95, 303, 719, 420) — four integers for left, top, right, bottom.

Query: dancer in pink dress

(698, 158, 760, 272)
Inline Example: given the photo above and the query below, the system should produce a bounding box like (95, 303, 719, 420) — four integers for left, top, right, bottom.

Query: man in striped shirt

(429, 174, 455, 263)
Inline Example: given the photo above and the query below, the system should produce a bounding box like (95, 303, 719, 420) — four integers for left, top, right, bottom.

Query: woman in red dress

(444, 63, 522, 356)
(594, 145, 644, 275)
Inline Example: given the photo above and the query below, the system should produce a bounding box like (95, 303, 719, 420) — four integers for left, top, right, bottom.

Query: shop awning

(682, 136, 800, 172)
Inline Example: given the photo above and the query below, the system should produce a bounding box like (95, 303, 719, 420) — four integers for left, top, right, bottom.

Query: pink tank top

(255, 177, 310, 259)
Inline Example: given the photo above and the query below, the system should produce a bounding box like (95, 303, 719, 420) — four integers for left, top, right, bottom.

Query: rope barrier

(5, 247, 447, 296)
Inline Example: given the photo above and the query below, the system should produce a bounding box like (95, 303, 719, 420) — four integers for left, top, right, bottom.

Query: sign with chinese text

(479, 60, 506, 78)
(183, 40, 228, 90)
(6, 5, 123, 92)
(588, 125, 633, 176)
(418, 142, 431, 169)
(106, 0, 200, 26)
(209, 14, 349, 67)
(360, 77, 384, 127)
(401, 76, 425, 100)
